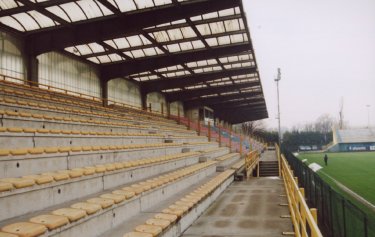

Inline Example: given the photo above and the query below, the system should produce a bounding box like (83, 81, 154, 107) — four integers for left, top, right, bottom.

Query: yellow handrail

(245, 150, 259, 178)
(278, 149, 323, 237)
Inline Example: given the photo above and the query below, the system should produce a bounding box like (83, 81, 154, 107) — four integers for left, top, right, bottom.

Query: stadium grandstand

(328, 127, 375, 152)
(0, 1, 324, 237)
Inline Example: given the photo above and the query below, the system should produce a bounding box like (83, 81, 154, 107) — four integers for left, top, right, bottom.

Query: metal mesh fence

(284, 151, 375, 237)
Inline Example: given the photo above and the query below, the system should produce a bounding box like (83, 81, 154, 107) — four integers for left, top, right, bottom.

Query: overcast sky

(243, 0, 375, 130)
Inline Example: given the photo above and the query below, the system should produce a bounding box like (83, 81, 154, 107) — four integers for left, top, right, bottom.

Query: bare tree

(315, 114, 334, 133)
(241, 120, 266, 136)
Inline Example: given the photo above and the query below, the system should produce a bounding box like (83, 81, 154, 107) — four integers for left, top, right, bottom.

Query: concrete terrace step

(0, 161, 218, 237)
(100, 170, 235, 237)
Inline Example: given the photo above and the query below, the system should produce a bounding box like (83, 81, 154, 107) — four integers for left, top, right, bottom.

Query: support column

(26, 55, 39, 86)
(141, 90, 148, 111)
(101, 80, 108, 107)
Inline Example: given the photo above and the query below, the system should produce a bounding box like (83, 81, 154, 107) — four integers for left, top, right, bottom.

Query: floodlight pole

(275, 68, 282, 148)
(367, 105, 371, 128)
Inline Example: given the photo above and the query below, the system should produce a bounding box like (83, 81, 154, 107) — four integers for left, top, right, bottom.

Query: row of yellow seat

(231, 159, 245, 170)
(123, 169, 235, 237)
(0, 142, 184, 157)
(0, 108, 145, 129)
(0, 84, 170, 125)
(0, 151, 200, 192)
(0, 88, 180, 130)
(0, 126, 163, 137)
(215, 153, 239, 161)
(0, 161, 216, 237)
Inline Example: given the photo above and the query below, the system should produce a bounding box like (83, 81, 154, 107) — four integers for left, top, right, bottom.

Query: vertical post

(208, 121, 211, 142)
(187, 118, 190, 130)
(218, 126, 222, 146)
(161, 102, 164, 115)
(26, 55, 39, 87)
(257, 163, 260, 177)
(197, 120, 201, 136)
(229, 125, 232, 152)
(275, 68, 282, 148)
(310, 208, 318, 224)
(101, 79, 108, 107)
(240, 134, 243, 156)
(149, 103, 152, 112)
(177, 107, 180, 124)
(166, 102, 171, 119)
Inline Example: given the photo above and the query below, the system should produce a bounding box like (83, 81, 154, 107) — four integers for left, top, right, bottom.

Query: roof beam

(184, 91, 263, 108)
(25, 0, 240, 55)
(102, 43, 251, 79)
(142, 67, 256, 92)
(0, 0, 75, 17)
(167, 81, 260, 102)
(220, 112, 268, 124)
(212, 101, 265, 110)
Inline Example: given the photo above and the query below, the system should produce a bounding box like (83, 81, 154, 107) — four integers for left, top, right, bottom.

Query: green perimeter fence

(284, 151, 375, 237)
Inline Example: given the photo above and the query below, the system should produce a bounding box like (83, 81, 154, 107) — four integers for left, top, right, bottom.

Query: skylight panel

(0, 16, 25, 32)
(0, 0, 19, 10)
(218, 35, 231, 45)
(180, 27, 196, 38)
(133, 0, 154, 9)
(60, 2, 86, 22)
(111, 0, 136, 12)
(154, 0, 173, 6)
(28, 10, 57, 28)
(191, 40, 205, 49)
(46, 6, 71, 22)
(202, 12, 218, 20)
(218, 8, 235, 17)
(209, 22, 225, 34)
(126, 35, 144, 47)
(152, 31, 170, 42)
(224, 19, 240, 32)
(206, 38, 218, 47)
(143, 47, 158, 56)
(166, 43, 180, 53)
(131, 49, 145, 58)
(196, 24, 211, 36)
(167, 29, 183, 41)
(76, 0, 112, 19)
(107, 53, 124, 62)
(12, 12, 39, 31)
(179, 42, 193, 51)
(87, 57, 100, 64)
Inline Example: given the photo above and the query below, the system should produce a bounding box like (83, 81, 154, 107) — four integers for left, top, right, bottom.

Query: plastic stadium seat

(112, 190, 136, 199)
(29, 214, 69, 230)
(1, 222, 47, 237)
(23, 128, 36, 133)
(44, 147, 59, 154)
(72, 167, 96, 176)
(100, 193, 125, 204)
(58, 147, 71, 153)
(0, 149, 10, 156)
(134, 225, 162, 237)
(104, 164, 116, 171)
(0, 178, 35, 189)
(22, 175, 54, 185)
(94, 165, 106, 173)
(52, 208, 87, 222)
(58, 170, 83, 178)
(86, 198, 115, 209)
(70, 202, 102, 215)
(168, 204, 189, 213)
(41, 172, 70, 181)
(122, 187, 143, 195)
(6, 127, 23, 133)
(0, 182, 13, 192)
(175, 200, 194, 209)
(123, 232, 152, 237)
(145, 219, 171, 229)
(10, 149, 27, 156)
(70, 146, 82, 152)
(161, 208, 183, 217)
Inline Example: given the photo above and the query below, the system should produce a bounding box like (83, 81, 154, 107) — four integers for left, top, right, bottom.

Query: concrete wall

(38, 52, 101, 98)
(107, 78, 142, 108)
(0, 32, 26, 81)
(147, 92, 166, 114)
(186, 108, 199, 122)
(170, 101, 185, 117)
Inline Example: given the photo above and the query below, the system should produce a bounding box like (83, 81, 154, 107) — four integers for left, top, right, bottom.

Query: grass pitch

(298, 152, 375, 205)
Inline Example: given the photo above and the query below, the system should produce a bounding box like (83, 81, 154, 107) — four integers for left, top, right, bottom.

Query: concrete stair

(259, 161, 279, 177)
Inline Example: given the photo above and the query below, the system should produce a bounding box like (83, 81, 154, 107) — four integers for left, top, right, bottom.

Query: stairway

(259, 161, 279, 177)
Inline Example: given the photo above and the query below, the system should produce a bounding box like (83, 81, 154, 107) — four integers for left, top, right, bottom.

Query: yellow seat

(100, 193, 125, 204)
(169, 204, 188, 213)
(73, 167, 96, 176)
(58, 170, 83, 178)
(52, 208, 87, 222)
(0, 178, 35, 189)
(86, 198, 114, 209)
(94, 165, 106, 173)
(10, 149, 28, 156)
(36, 129, 49, 134)
(131, 184, 151, 192)
(0, 182, 13, 192)
(31, 114, 43, 119)
(123, 232, 152, 237)
(81, 146, 92, 152)
(22, 175, 54, 185)
(70, 146, 82, 152)
(29, 214, 69, 230)
(1, 222, 47, 237)
(23, 128, 37, 133)
(145, 218, 171, 229)
(56, 147, 70, 153)
(113, 163, 124, 169)
(6, 127, 23, 133)
(122, 187, 143, 195)
(0, 149, 10, 156)
(91, 146, 101, 151)
(70, 202, 101, 215)
(44, 147, 59, 154)
(134, 225, 162, 237)
(41, 172, 70, 181)
(5, 111, 19, 116)
(112, 190, 135, 199)
(161, 208, 183, 217)
(175, 200, 194, 209)
(104, 164, 116, 171)
(49, 129, 61, 134)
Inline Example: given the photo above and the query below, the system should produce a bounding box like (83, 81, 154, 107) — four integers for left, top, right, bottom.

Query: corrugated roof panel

(46, 6, 72, 22)
(111, 0, 136, 12)
(12, 12, 40, 31)
(60, 2, 86, 22)
(0, 0, 19, 10)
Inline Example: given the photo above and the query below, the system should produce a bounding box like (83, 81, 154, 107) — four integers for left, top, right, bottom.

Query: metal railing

(245, 150, 260, 178)
(278, 145, 323, 237)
